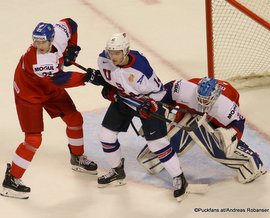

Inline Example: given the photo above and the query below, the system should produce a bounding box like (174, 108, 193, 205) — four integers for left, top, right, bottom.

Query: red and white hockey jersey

(13, 18, 85, 104)
(165, 78, 245, 140)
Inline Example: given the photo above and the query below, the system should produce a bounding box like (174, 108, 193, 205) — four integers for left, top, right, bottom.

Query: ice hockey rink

(0, 0, 270, 218)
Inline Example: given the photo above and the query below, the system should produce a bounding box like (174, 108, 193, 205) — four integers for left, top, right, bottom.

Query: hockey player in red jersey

(137, 77, 266, 184)
(1, 18, 98, 199)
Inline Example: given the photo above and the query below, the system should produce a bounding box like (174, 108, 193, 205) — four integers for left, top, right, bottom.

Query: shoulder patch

(128, 74, 135, 83)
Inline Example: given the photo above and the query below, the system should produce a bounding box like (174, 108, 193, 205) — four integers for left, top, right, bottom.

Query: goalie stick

(174, 184, 209, 202)
(149, 110, 207, 132)
(186, 184, 209, 195)
(157, 101, 204, 116)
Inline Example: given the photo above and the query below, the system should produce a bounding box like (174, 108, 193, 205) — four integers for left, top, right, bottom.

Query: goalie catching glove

(63, 45, 81, 66)
(137, 98, 158, 119)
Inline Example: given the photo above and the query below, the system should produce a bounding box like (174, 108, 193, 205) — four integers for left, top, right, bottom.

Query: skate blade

(176, 192, 189, 202)
(186, 184, 209, 194)
(71, 166, 97, 175)
(97, 179, 126, 188)
(1, 187, 29, 199)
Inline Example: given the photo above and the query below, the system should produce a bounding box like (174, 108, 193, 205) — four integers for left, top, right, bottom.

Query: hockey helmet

(106, 33, 130, 56)
(196, 77, 222, 109)
(32, 22, 55, 42)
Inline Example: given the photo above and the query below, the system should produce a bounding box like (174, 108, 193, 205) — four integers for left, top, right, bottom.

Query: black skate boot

(70, 154, 97, 175)
(97, 158, 126, 188)
(173, 173, 188, 202)
(1, 163, 31, 199)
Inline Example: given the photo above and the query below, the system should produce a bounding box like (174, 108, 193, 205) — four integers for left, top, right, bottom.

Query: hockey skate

(1, 163, 31, 199)
(173, 173, 188, 202)
(70, 154, 98, 175)
(97, 158, 126, 188)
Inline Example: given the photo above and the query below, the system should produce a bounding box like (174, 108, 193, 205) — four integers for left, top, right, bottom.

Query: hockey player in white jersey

(137, 77, 266, 184)
(95, 33, 188, 201)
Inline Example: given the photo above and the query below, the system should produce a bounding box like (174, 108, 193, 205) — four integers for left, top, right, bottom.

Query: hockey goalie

(137, 77, 266, 184)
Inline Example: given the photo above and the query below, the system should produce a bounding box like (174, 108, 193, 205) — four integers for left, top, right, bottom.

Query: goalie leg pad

(136, 113, 196, 174)
(137, 121, 195, 175)
(188, 123, 265, 183)
(136, 145, 164, 174)
(147, 137, 183, 178)
(226, 140, 265, 183)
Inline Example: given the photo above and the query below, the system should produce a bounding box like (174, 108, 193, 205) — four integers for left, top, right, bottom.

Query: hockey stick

(158, 102, 204, 116)
(149, 111, 207, 132)
(71, 61, 88, 72)
(130, 120, 141, 136)
(117, 95, 207, 132)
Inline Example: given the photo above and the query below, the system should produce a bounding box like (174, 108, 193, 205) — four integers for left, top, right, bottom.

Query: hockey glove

(137, 98, 158, 119)
(101, 84, 118, 102)
(64, 45, 81, 66)
(84, 68, 107, 86)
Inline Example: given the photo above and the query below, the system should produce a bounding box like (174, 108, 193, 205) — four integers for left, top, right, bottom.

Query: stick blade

(186, 184, 209, 194)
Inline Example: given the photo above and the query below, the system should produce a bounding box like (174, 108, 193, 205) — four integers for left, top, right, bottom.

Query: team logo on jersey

(128, 74, 135, 83)
(33, 63, 57, 77)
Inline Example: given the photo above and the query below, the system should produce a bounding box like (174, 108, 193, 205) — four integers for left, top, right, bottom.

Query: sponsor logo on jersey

(55, 23, 70, 38)
(33, 64, 57, 77)
(227, 103, 237, 119)
(173, 81, 181, 93)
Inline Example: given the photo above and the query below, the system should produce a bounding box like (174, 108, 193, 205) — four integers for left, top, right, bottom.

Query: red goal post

(205, 0, 270, 88)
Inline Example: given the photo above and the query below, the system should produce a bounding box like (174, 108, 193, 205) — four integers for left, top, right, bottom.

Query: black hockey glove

(64, 45, 81, 66)
(84, 68, 107, 86)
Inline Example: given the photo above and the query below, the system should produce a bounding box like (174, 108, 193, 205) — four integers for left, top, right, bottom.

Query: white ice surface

(0, 0, 270, 218)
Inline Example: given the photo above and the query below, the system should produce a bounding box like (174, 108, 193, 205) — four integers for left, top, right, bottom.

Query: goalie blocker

(137, 113, 266, 184)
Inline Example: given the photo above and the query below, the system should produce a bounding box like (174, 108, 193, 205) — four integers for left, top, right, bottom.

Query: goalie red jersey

(164, 78, 244, 140)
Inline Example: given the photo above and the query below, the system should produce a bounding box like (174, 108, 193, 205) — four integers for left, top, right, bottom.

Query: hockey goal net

(205, 0, 270, 88)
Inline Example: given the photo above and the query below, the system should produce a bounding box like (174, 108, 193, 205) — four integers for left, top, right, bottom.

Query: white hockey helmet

(106, 33, 130, 56)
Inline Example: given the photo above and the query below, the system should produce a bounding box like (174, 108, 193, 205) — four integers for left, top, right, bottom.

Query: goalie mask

(105, 33, 130, 56)
(196, 77, 221, 111)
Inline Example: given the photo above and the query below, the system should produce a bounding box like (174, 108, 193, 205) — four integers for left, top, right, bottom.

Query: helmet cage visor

(196, 78, 221, 108)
